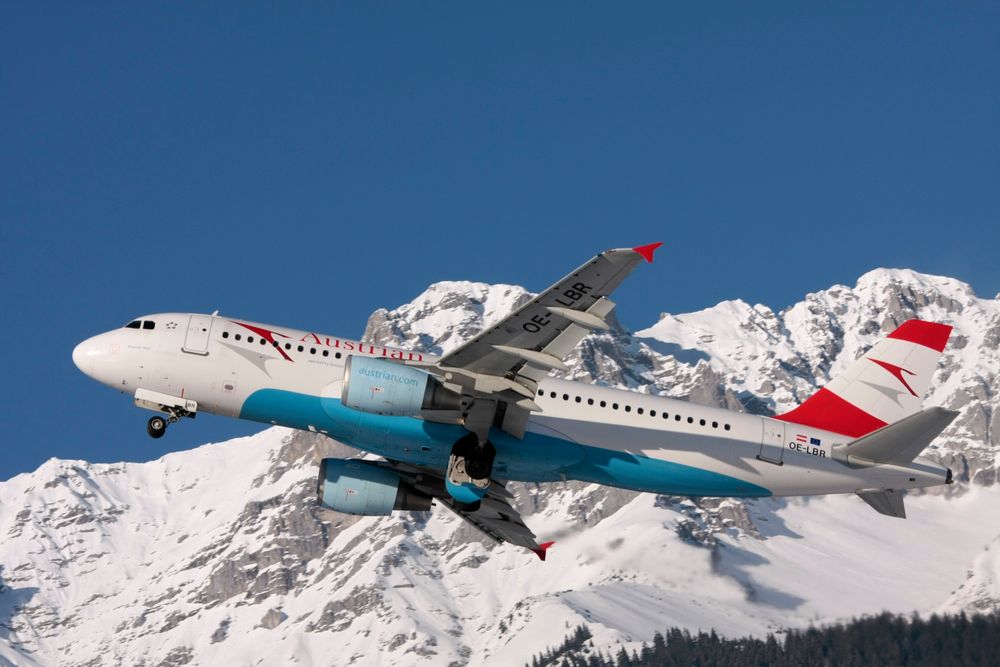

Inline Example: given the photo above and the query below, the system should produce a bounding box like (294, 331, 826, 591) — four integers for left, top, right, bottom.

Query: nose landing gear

(145, 406, 192, 439)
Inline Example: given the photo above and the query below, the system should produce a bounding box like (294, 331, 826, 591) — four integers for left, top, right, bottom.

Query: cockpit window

(125, 320, 141, 329)
(142, 321, 155, 330)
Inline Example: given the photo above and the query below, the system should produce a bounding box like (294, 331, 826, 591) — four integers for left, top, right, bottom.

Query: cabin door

(758, 418, 786, 465)
(182, 314, 214, 355)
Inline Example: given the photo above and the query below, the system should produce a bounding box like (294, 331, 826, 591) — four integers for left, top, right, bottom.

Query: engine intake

(316, 458, 432, 515)
(342, 356, 461, 416)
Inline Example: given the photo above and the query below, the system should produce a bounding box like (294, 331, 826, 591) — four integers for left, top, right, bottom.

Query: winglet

(531, 541, 555, 561)
(632, 242, 663, 263)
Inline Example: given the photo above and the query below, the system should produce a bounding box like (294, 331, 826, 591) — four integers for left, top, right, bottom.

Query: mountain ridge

(1, 267, 997, 666)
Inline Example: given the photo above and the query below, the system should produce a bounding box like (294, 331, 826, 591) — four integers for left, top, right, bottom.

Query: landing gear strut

(145, 407, 191, 439)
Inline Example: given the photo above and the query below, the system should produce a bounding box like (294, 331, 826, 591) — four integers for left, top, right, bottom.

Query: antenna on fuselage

(211, 309, 219, 316)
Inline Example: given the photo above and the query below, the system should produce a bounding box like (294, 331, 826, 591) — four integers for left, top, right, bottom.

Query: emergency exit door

(758, 418, 786, 465)
(182, 314, 214, 355)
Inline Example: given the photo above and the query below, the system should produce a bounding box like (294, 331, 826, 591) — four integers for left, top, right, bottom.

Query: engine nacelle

(342, 356, 461, 416)
(316, 458, 432, 515)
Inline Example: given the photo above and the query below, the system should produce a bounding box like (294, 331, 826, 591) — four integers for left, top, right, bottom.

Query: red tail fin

(776, 320, 952, 438)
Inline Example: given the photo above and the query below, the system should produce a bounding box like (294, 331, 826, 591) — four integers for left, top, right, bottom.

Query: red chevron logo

(868, 358, 918, 397)
(231, 320, 294, 362)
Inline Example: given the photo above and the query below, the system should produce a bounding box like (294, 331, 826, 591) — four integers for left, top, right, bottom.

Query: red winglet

(531, 541, 555, 561)
(632, 242, 663, 263)
(886, 320, 952, 353)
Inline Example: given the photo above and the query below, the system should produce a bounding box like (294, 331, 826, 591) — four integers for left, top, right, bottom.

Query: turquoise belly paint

(240, 389, 770, 498)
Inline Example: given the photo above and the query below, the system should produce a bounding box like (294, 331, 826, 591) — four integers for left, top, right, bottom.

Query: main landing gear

(446, 432, 496, 511)
(146, 407, 191, 439)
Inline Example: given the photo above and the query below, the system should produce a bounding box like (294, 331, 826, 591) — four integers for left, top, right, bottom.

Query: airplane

(72, 244, 957, 560)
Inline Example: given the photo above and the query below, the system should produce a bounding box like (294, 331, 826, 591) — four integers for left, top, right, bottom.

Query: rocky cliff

(1, 268, 997, 666)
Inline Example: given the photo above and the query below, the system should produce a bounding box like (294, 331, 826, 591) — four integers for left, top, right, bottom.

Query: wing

(438, 242, 662, 377)
(381, 460, 553, 559)
(438, 489, 553, 559)
(426, 243, 662, 435)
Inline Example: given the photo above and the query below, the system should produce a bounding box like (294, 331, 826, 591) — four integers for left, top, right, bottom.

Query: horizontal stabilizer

(856, 489, 906, 518)
(833, 407, 958, 467)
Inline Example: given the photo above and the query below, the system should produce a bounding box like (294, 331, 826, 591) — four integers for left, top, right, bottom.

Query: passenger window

(699, 419, 706, 426)
(323, 350, 329, 357)
(563, 394, 569, 401)
(235, 334, 242, 341)
(636, 407, 643, 415)
(222, 331, 229, 339)
(600, 400, 607, 408)
(675, 414, 681, 421)
(624, 405, 632, 413)
(712, 421, 718, 428)
(335, 352, 342, 359)
(550, 392, 557, 398)
(247, 336, 255, 343)
(663, 412, 669, 419)
(261, 338, 267, 345)
(538, 389, 544, 396)
(310, 348, 316, 354)
(297, 345, 304, 352)
(612, 403, 619, 410)
(142, 321, 155, 330)
(687, 417, 694, 424)
(285, 343, 291, 350)
(725, 424, 731, 431)
(587, 398, 594, 406)
(650, 410, 656, 417)
(575, 396, 581, 403)
(125, 321, 141, 329)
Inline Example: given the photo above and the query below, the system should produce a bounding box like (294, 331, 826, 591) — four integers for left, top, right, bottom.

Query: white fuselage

(72, 313, 950, 499)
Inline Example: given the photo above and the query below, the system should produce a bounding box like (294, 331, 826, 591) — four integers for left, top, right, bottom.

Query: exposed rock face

(942, 535, 1000, 614)
(1, 268, 998, 666)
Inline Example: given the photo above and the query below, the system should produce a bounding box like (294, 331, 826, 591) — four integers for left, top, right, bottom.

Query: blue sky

(2, 3, 998, 480)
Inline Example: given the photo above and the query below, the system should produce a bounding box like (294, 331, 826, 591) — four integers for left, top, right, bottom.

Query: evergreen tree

(527, 610, 1000, 667)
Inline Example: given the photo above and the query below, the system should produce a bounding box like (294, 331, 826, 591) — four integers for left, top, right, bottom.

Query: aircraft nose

(72, 337, 96, 377)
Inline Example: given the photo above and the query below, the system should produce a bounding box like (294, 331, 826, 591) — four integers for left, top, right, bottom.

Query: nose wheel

(147, 416, 167, 439)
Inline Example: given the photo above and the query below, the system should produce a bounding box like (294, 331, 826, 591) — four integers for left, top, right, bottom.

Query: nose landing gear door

(758, 418, 786, 465)
(182, 314, 214, 355)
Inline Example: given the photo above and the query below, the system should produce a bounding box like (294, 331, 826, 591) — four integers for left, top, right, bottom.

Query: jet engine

(342, 356, 461, 416)
(316, 458, 432, 515)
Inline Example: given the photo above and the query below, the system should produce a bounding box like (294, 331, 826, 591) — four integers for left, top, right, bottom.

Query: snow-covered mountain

(2, 269, 998, 666)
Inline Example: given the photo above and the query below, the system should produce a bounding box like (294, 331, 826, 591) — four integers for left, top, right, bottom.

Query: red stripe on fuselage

(775, 387, 887, 438)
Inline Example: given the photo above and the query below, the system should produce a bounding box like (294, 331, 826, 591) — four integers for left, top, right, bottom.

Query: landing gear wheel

(147, 416, 167, 439)
(452, 433, 496, 481)
(466, 449, 495, 480)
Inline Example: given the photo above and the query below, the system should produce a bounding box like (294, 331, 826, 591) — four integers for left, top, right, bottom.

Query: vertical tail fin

(777, 320, 952, 437)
